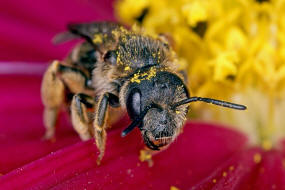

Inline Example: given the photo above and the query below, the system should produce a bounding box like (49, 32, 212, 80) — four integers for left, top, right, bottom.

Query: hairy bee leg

(43, 108, 59, 140)
(94, 94, 110, 165)
(41, 60, 93, 140)
(71, 93, 95, 141)
(57, 64, 93, 94)
(41, 60, 65, 140)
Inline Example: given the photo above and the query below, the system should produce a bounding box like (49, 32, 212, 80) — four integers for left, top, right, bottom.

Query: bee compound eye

(104, 50, 117, 65)
(126, 89, 141, 119)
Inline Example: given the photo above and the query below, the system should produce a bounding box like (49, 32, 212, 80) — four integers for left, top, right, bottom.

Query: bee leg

(94, 93, 110, 165)
(71, 93, 95, 141)
(41, 60, 65, 140)
(57, 64, 93, 94)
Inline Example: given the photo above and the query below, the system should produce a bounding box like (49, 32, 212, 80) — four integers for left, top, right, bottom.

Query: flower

(1, 0, 285, 189)
(182, 1, 208, 27)
(115, 0, 285, 152)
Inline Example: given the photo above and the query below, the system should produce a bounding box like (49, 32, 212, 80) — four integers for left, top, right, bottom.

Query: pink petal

(0, 0, 115, 62)
(253, 150, 285, 190)
(192, 147, 263, 190)
(0, 75, 79, 173)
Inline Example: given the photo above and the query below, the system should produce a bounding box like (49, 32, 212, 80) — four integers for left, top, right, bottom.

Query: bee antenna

(172, 97, 247, 110)
(121, 104, 158, 137)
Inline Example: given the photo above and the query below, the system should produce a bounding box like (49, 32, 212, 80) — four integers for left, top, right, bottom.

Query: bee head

(121, 69, 247, 150)
(122, 70, 189, 150)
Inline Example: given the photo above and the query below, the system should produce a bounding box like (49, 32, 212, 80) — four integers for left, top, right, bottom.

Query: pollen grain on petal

(253, 153, 262, 164)
(139, 149, 152, 162)
(170, 186, 180, 190)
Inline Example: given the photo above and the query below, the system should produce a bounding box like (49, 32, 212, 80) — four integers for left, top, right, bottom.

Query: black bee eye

(80, 50, 97, 64)
(104, 50, 117, 65)
(86, 50, 96, 61)
(126, 89, 141, 119)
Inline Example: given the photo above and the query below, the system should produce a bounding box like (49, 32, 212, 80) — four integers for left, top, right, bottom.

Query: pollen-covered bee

(41, 22, 246, 164)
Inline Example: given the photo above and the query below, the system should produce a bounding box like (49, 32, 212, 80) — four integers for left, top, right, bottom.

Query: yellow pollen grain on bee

(111, 29, 120, 38)
(175, 110, 181, 114)
(130, 73, 142, 83)
(253, 153, 262, 163)
(145, 67, 157, 80)
(117, 54, 123, 65)
(222, 171, 227, 177)
(212, 179, 217, 183)
(130, 67, 157, 83)
(93, 34, 103, 43)
(122, 36, 127, 42)
(124, 66, 131, 71)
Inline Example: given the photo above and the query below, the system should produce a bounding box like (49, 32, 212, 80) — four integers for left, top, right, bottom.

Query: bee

(41, 22, 246, 164)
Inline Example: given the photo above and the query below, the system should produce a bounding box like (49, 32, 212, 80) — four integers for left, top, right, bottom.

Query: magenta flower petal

(192, 148, 285, 190)
(0, 75, 79, 173)
(253, 150, 285, 190)
(192, 148, 263, 190)
(0, 0, 114, 62)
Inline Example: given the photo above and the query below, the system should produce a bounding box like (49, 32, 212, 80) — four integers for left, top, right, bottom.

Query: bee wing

(52, 31, 80, 45)
(67, 22, 123, 47)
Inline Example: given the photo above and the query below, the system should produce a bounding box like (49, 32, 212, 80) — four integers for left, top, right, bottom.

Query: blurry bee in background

(41, 22, 246, 165)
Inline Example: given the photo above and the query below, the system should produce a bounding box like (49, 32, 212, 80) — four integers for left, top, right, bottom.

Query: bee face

(124, 71, 189, 150)
(142, 106, 177, 150)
